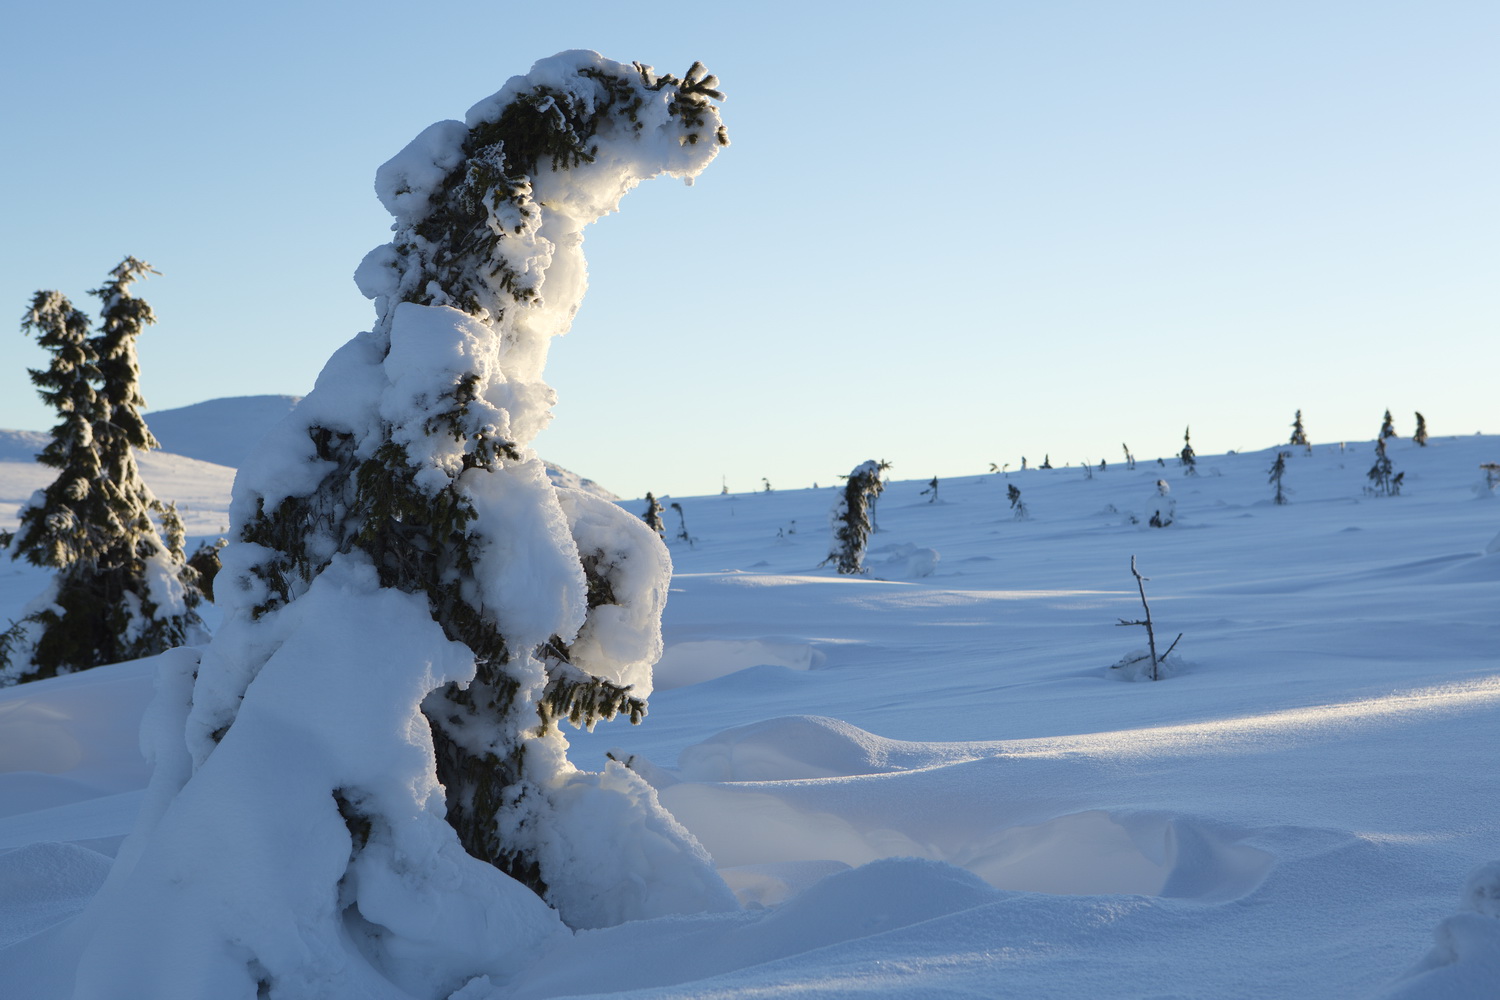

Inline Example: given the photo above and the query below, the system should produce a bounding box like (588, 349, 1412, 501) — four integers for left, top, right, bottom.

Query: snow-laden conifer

(827, 460, 885, 574)
(1290, 410, 1309, 447)
(2, 262, 206, 683)
(1268, 451, 1290, 504)
(1381, 409, 1398, 439)
(74, 52, 734, 998)
(642, 492, 666, 538)
(1414, 411, 1429, 446)
(1180, 426, 1198, 474)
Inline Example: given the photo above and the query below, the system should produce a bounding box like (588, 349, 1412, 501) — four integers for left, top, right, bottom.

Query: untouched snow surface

(2, 434, 1499, 998)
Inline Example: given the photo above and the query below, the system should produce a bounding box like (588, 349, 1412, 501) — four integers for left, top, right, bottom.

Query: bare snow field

(3, 428, 1499, 998)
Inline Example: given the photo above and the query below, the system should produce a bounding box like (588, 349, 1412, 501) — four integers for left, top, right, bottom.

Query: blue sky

(2, 1, 1495, 500)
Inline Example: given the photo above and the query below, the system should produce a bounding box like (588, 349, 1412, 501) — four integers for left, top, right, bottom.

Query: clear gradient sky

(2, 1, 1495, 500)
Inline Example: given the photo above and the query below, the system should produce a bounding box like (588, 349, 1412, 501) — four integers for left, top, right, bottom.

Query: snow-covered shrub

(2, 260, 207, 684)
(75, 51, 734, 997)
(826, 460, 885, 574)
(1367, 437, 1403, 496)
(1147, 479, 1176, 527)
(642, 491, 666, 539)
(1414, 411, 1429, 446)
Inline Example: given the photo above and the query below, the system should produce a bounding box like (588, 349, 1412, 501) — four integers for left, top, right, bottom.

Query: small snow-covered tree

(669, 501, 692, 545)
(1268, 451, 1290, 505)
(1147, 479, 1175, 527)
(2, 262, 206, 683)
(1367, 436, 1402, 496)
(1381, 409, 1398, 439)
(1290, 410, 1309, 447)
(1180, 426, 1197, 474)
(1007, 483, 1028, 520)
(1414, 411, 1429, 446)
(1040, 454, 1052, 469)
(1122, 443, 1135, 469)
(641, 492, 666, 538)
(74, 53, 735, 998)
(920, 476, 939, 503)
(826, 460, 885, 574)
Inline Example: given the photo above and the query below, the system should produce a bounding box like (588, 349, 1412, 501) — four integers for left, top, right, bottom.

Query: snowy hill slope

(2, 434, 1499, 998)
(144, 394, 302, 469)
(145, 395, 619, 498)
(0, 429, 234, 538)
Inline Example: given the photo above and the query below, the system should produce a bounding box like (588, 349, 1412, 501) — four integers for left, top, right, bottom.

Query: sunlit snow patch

(653, 639, 824, 690)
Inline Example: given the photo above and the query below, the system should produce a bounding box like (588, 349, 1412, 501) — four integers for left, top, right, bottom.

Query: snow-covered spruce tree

(1367, 436, 1402, 496)
(74, 54, 734, 998)
(1290, 410, 1309, 447)
(826, 460, 885, 574)
(641, 491, 665, 539)
(1414, 411, 1428, 446)
(1268, 450, 1290, 504)
(1381, 409, 1398, 439)
(920, 476, 939, 502)
(2, 262, 206, 683)
(1179, 426, 1197, 474)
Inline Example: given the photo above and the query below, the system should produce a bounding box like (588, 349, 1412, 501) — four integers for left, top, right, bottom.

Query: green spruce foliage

(1414, 411, 1429, 446)
(1269, 451, 1290, 504)
(827, 460, 885, 574)
(1180, 426, 1198, 474)
(1290, 410, 1309, 447)
(1380, 409, 1398, 439)
(230, 60, 726, 900)
(3, 260, 206, 682)
(1366, 437, 1403, 496)
(642, 492, 666, 538)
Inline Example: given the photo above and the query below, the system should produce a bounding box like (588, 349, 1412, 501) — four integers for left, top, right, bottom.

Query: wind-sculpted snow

(3, 433, 1500, 997)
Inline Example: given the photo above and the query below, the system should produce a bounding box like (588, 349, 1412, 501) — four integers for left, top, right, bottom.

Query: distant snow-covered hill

(145, 395, 618, 499)
(145, 395, 302, 470)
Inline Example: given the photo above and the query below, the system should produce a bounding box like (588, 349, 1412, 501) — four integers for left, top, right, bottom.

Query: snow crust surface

(5, 431, 1499, 997)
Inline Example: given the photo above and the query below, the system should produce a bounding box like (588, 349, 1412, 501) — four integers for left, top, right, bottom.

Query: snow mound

(1377, 861, 1500, 999)
(675, 715, 978, 781)
(654, 640, 823, 691)
(492, 858, 999, 1000)
(0, 842, 111, 948)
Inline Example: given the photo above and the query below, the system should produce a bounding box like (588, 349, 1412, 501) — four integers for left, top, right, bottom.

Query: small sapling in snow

(1290, 410, 1309, 448)
(1112, 555, 1182, 682)
(1180, 426, 1198, 475)
(1040, 455, 1053, 469)
(1414, 412, 1429, 446)
(920, 476, 939, 503)
(1148, 480, 1175, 527)
(1268, 451, 1290, 504)
(1008, 483, 1029, 520)
(669, 502, 694, 546)
(825, 460, 885, 574)
(642, 492, 666, 538)
(1123, 443, 1135, 470)
(1366, 437, 1403, 496)
(1381, 409, 1398, 439)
